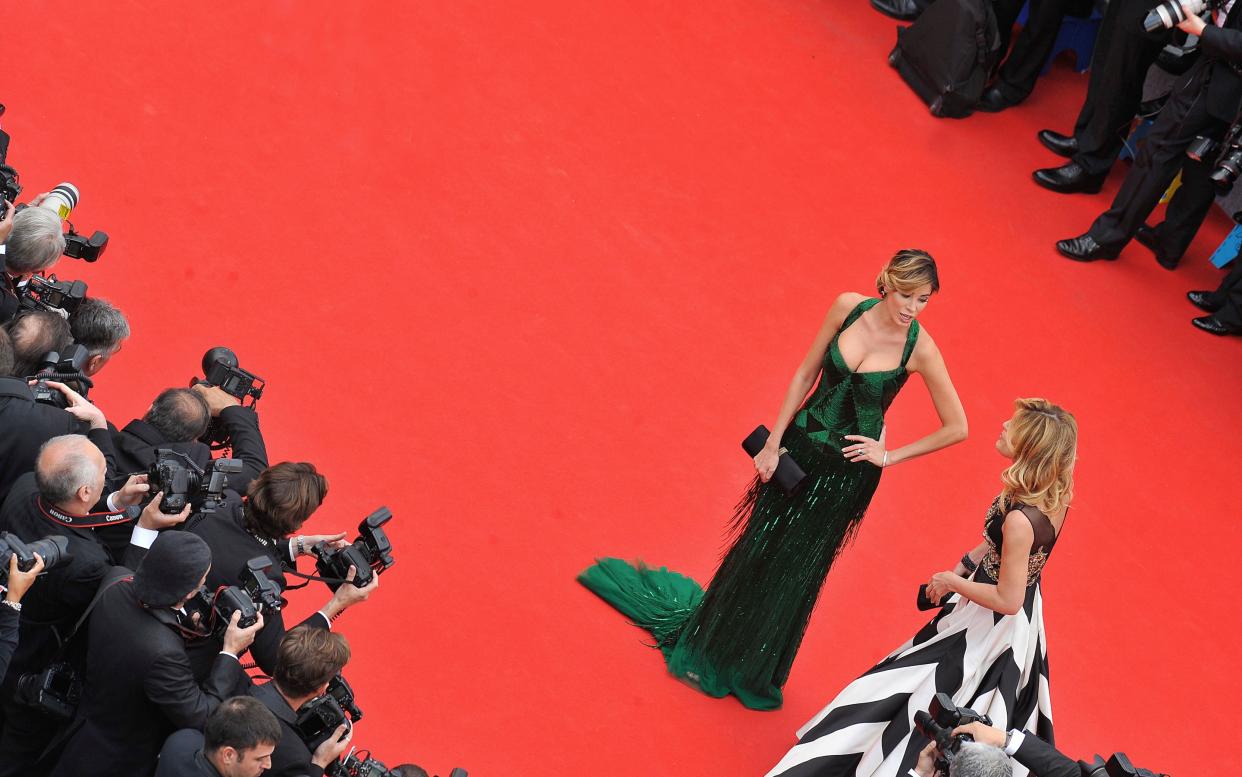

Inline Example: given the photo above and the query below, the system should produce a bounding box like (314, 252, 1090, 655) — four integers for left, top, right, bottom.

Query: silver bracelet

(2, 600, 21, 612)
(882, 450, 889, 468)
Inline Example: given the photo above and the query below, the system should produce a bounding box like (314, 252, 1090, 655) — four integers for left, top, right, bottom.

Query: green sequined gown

(579, 299, 921, 710)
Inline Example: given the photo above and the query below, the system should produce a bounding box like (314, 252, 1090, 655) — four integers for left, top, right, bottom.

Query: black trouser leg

(1087, 66, 1223, 247)
(1153, 151, 1225, 260)
(993, 0, 1030, 63)
(1209, 256, 1242, 327)
(1073, 0, 1169, 175)
(0, 700, 58, 777)
(995, 0, 1075, 102)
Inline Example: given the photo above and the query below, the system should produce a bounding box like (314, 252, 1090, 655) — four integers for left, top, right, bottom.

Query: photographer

(251, 626, 354, 777)
(49, 532, 263, 777)
(909, 739, 1014, 777)
(5, 309, 71, 381)
(67, 297, 129, 378)
(187, 463, 378, 680)
(0, 327, 113, 505)
(109, 385, 269, 496)
(0, 551, 46, 685)
(949, 722, 1081, 777)
(0, 435, 189, 777)
(0, 206, 65, 322)
(1057, 0, 1242, 265)
(155, 696, 283, 777)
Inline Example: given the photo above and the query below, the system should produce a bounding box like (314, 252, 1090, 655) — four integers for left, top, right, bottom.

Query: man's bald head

(6, 310, 72, 379)
(36, 434, 106, 508)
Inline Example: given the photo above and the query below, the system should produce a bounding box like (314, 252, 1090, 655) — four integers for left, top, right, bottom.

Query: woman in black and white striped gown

(766, 398, 1077, 777)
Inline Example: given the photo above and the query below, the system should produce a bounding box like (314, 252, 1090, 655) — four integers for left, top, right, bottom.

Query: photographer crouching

(185, 462, 380, 680)
(910, 694, 1167, 777)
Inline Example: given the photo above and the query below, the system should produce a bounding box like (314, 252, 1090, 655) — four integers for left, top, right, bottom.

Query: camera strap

(50, 572, 132, 658)
(37, 497, 138, 529)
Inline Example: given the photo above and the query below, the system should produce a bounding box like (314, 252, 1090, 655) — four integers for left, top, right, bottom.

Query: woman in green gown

(579, 249, 968, 710)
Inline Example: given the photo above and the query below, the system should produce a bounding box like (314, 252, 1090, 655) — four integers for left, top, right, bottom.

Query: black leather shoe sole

(1032, 169, 1104, 194)
(1037, 130, 1077, 158)
(1188, 291, 1222, 313)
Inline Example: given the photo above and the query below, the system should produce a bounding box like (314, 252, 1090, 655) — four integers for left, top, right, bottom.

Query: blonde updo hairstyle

(876, 249, 940, 298)
(1000, 398, 1077, 515)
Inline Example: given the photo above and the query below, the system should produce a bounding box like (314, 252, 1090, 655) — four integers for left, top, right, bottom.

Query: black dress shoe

(1187, 290, 1222, 313)
(870, 0, 920, 20)
(1056, 234, 1121, 262)
(1032, 162, 1106, 194)
(1134, 224, 1180, 270)
(1037, 129, 1078, 158)
(976, 86, 1015, 113)
(1192, 315, 1242, 335)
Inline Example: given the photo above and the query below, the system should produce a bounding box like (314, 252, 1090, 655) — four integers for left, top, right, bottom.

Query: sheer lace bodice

(977, 496, 1061, 586)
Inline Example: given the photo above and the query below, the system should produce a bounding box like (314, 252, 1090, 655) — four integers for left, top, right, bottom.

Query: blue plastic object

(1014, 2, 1103, 75)
(1209, 223, 1242, 268)
(1120, 118, 1155, 162)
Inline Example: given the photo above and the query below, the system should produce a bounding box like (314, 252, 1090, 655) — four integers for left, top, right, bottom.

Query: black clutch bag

(742, 425, 808, 495)
(916, 584, 944, 611)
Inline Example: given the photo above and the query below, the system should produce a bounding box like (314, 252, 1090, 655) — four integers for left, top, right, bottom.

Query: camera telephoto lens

(1144, 0, 1207, 32)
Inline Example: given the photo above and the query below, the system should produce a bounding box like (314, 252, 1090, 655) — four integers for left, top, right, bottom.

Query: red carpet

(5, 2, 1240, 774)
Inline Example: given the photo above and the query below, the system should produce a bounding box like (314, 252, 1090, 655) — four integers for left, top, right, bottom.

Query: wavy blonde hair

(876, 248, 940, 297)
(1000, 398, 1077, 515)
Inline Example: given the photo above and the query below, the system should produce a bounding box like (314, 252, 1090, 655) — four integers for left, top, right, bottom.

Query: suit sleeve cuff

(107, 491, 121, 512)
(130, 524, 160, 549)
(313, 611, 333, 630)
(907, 770, 922, 777)
(219, 651, 240, 662)
(1004, 729, 1026, 756)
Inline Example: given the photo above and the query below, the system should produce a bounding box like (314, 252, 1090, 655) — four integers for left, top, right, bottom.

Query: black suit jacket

(0, 473, 145, 696)
(186, 497, 328, 680)
(0, 605, 17, 686)
(154, 729, 223, 777)
(47, 575, 251, 777)
(1198, 5, 1242, 120)
(0, 378, 93, 505)
(107, 406, 268, 494)
(98, 406, 269, 559)
(251, 682, 325, 777)
(1012, 730, 1081, 777)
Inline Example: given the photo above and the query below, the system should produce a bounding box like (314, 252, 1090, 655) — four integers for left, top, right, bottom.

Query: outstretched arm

(880, 332, 967, 467)
(754, 293, 865, 481)
(931, 511, 1033, 615)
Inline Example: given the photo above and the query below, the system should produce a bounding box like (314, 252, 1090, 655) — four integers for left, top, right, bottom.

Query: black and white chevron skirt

(765, 579, 1053, 777)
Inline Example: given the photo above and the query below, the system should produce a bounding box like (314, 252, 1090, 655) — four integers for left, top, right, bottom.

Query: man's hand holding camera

(37, 380, 106, 429)
(319, 564, 380, 621)
(190, 382, 240, 417)
(311, 723, 353, 770)
(2, 552, 45, 606)
(221, 608, 265, 657)
(137, 491, 192, 531)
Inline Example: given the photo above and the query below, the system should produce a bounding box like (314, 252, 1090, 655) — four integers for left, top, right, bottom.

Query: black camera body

(30, 344, 93, 409)
(194, 347, 266, 449)
(913, 693, 992, 774)
(62, 225, 108, 263)
(13, 661, 81, 721)
(294, 674, 362, 751)
(0, 532, 70, 585)
(314, 508, 395, 591)
(330, 753, 397, 777)
(19, 275, 87, 317)
(147, 449, 243, 515)
(1079, 753, 1169, 777)
(239, 556, 284, 613)
(185, 585, 259, 640)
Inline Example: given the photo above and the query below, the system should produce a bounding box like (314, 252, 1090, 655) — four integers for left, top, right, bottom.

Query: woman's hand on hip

(843, 434, 885, 467)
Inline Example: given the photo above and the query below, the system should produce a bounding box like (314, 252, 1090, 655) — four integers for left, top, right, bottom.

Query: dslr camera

(1144, 0, 1220, 32)
(183, 558, 280, 639)
(1187, 119, 1242, 194)
(147, 449, 243, 515)
(913, 693, 992, 775)
(1079, 753, 1169, 777)
(314, 507, 395, 591)
(331, 754, 468, 777)
(18, 275, 87, 317)
(14, 661, 80, 721)
(30, 344, 93, 409)
(192, 347, 266, 449)
(0, 532, 69, 583)
(294, 674, 363, 751)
